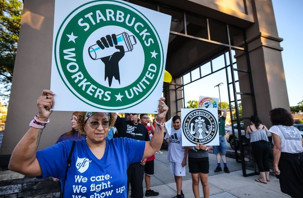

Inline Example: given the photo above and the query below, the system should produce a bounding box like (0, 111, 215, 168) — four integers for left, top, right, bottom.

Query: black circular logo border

(182, 109, 218, 144)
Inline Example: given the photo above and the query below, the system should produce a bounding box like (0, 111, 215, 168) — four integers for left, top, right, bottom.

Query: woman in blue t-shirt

(8, 89, 168, 197)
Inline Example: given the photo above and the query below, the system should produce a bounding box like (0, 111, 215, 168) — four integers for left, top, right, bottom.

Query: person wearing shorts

(188, 144, 210, 198)
(140, 114, 159, 197)
(165, 115, 186, 198)
(213, 109, 230, 173)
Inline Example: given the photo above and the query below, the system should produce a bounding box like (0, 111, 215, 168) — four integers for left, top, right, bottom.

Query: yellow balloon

(164, 70, 172, 83)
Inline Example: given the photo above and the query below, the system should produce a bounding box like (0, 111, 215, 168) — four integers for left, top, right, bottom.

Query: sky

(184, 0, 303, 107)
(272, 0, 303, 106)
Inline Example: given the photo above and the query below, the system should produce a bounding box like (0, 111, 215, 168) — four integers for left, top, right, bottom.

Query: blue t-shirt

(56, 131, 85, 143)
(36, 138, 145, 197)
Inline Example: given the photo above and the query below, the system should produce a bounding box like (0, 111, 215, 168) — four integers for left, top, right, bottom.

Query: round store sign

(182, 108, 219, 145)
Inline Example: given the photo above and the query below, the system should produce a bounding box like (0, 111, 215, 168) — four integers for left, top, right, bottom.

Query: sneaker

(214, 166, 222, 172)
(145, 189, 159, 197)
(172, 194, 184, 198)
(224, 167, 230, 173)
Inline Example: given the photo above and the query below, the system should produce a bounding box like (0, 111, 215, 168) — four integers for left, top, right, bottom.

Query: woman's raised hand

(36, 89, 55, 121)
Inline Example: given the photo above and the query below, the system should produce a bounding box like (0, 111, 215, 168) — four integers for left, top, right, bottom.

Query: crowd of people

(8, 89, 303, 198)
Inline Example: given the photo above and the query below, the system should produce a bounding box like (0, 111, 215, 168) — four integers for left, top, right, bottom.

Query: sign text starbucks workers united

(51, 0, 171, 112)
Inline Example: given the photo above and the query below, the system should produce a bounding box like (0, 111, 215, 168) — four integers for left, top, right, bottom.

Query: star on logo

(115, 93, 123, 101)
(66, 32, 78, 43)
(151, 50, 158, 58)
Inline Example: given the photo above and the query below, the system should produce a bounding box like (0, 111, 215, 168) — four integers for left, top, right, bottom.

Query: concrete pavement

(144, 150, 290, 198)
(0, 148, 290, 197)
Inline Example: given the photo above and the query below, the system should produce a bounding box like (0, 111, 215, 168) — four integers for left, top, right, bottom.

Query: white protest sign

(164, 117, 172, 136)
(50, 0, 171, 113)
(198, 96, 219, 109)
(181, 108, 219, 146)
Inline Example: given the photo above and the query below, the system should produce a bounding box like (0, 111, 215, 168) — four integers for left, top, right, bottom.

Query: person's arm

(272, 133, 281, 175)
(246, 126, 251, 134)
(263, 125, 269, 132)
(9, 90, 54, 176)
(221, 109, 227, 118)
(263, 125, 272, 137)
(164, 131, 169, 143)
(142, 97, 168, 159)
(182, 147, 188, 167)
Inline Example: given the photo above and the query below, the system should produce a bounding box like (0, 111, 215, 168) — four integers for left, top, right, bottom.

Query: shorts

(213, 136, 226, 155)
(169, 162, 186, 176)
(144, 160, 154, 176)
(188, 157, 209, 174)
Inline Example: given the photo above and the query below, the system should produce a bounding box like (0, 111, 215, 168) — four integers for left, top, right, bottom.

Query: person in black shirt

(115, 113, 150, 198)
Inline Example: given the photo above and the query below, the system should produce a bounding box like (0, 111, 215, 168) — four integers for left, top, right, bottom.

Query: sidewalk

(145, 150, 290, 198)
(0, 150, 290, 198)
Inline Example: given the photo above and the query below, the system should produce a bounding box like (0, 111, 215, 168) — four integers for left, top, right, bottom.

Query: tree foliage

(232, 102, 242, 120)
(290, 100, 303, 113)
(186, 100, 198, 108)
(218, 102, 230, 109)
(186, 100, 232, 109)
(0, 0, 23, 99)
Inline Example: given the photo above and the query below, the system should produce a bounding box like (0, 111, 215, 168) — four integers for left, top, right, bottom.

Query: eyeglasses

(88, 120, 109, 129)
(141, 117, 149, 120)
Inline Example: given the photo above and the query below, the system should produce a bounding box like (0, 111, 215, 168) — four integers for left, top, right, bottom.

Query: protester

(114, 113, 130, 138)
(269, 108, 303, 197)
(246, 116, 271, 184)
(115, 113, 150, 198)
(8, 89, 168, 197)
(56, 112, 85, 143)
(213, 109, 230, 173)
(187, 144, 211, 198)
(140, 114, 159, 197)
(165, 115, 186, 198)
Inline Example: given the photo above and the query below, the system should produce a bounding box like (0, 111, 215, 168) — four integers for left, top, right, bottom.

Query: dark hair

(140, 114, 147, 119)
(270, 108, 294, 126)
(250, 115, 261, 128)
(172, 115, 181, 122)
(218, 110, 222, 115)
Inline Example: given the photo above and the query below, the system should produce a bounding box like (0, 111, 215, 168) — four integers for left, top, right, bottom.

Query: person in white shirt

(269, 108, 303, 197)
(165, 115, 187, 198)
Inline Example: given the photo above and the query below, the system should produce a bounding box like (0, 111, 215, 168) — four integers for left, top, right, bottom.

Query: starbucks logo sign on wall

(181, 108, 219, 146)
(51, 0, 171, 112)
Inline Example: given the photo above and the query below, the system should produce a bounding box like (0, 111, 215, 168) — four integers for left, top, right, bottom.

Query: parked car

(225, 123, 248, 150)
(293, 124, 303, 137)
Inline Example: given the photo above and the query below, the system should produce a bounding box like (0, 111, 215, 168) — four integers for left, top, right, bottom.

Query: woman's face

(71, 114, 78, 130)
(84, 113, 109, 143)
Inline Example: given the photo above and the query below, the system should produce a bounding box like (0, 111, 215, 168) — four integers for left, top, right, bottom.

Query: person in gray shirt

(246, 115, 270, 184)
